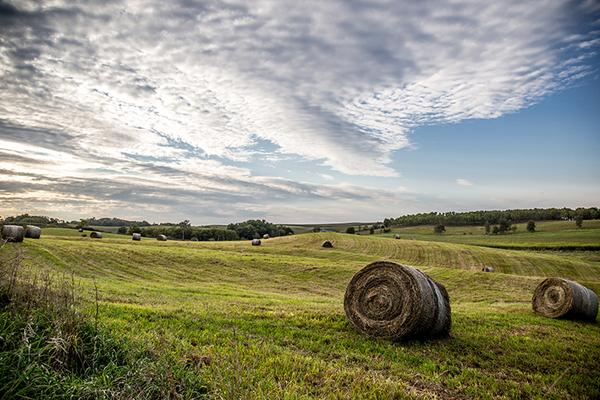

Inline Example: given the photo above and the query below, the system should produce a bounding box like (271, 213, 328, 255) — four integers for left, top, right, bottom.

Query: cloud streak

(0, 0, 598, 221)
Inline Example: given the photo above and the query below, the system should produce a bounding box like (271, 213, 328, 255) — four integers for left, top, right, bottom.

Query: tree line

(130, 219, 293, 241)
(383, 207, 599, 227)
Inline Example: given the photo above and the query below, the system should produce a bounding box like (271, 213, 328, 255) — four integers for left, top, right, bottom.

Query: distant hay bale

(1, 225, 24, 242)
(394, 234, 401, 239)
(322, 240, 333, 248)
(482, 266, 495, 272)
(157, 234, 167, 241)
(132, 233, 141, 241)
(344, 261, 451, 340)
(90, 231, 103, 239)
(252, 239, 261, 246)
(191, 237, 198, 241)
(263, 234, 270, 239)
(25, 225, 41, 239)
(78, 228, 84, 232)
(532, 278, 598, 321)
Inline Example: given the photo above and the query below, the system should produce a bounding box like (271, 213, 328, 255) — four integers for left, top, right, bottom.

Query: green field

(2, 226, 600, 399)
(377, 220, 600, 250)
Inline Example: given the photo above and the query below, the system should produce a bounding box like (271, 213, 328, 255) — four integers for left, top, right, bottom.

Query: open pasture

(4, 228, 600, 399)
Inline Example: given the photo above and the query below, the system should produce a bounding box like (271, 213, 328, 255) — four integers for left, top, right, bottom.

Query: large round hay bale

(344, 261, 451, 340)
(1, 225, 24, 242)
(263, 234, 270, 239)
(482, 266, 494, 272)
(157, 234, 167, 241)
(252, 239, 261, 246)
(90, 231, 103, 239)
(132, 233, 141, 241)
(25, 225, 41, 239)
(78, 228, 84, 232)
(532, 278, 598, 321)
(394, 234, 401, 239)
(322, 240, 333, 248)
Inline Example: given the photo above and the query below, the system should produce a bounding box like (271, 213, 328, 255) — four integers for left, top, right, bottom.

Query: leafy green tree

(575, 214, 583, 228)
(526, 220, 536, 232)
(484, 220, 491, 235)
(492, 226, 500, 235)
(433, 224, 445, 234)
(128, 225, 142, 235)
(369, 226, 375, 234)
(117, 226, 127, 234)
(498, 218, 511, 234)
(346, 227, 356, 234)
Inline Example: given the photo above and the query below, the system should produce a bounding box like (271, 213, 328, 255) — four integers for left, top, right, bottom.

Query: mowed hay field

(4, 228, 600, 399)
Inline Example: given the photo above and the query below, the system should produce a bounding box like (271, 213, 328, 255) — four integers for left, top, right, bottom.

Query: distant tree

(498, 218, 511, 234)
(76, 219, 88, 229)
(434, 224, 446, 234)
(346, 227, 356, 234)
(117, 226, 127, 234)
(575, 214, 583, 228)
(492, 226, 500, 235)
(369, 226, 375, 234)
(484, 220, 491, 235)
(511, 225, 517, 233)
(526, 220, 536, 232)
(313, 226, 321, 233)
(128, 225, 142, 235)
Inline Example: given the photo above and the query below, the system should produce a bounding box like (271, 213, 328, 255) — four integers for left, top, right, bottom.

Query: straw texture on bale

(532, 278, 598, 321)
(482, 266, 494, 272)
(252, 239, 261, 246)
(344, 261, 451, 340)
(90, 231, 103, 239)
(25, 225, 41, 239)
(157, 234, 167, 241)
(132, 233, 141, 241)
(1, 225, 24, 242)
(322, 240, 333, 248)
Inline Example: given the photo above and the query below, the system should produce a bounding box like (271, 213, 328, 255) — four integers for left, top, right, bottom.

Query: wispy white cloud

(0, 0, 598, 221)
(456, 179, 474, 187)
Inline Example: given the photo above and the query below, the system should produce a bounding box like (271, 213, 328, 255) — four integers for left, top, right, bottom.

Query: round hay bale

(394, 234, 401, 239)
(191, 237, 198, 242)
(78, 228, 84, 232)
(263, 234, 270, 239)
(344, 261, 451, 340)
(25, 225, 41, 239)
(322, 240, 333, 248)
(90, 231, 103, 239)
(481, 266, 494, 272)
(251, 239, 261, 246)
(532, 278, 598, 321)
(132, 233, 141, 241)
(1, 225, 24, 242)
(157, 234, 167, 241)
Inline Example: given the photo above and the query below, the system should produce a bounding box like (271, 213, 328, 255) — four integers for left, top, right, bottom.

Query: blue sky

(0, 0, 599, 224)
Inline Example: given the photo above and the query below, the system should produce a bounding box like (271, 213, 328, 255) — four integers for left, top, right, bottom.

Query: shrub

(527, 220, 536, 232)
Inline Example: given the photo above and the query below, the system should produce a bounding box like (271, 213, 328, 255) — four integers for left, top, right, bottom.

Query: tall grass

(0, 240, 207, 399)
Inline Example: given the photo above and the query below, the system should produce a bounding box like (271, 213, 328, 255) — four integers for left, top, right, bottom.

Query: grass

(2, 226, 600, 399)
(0, 244, 207, 399)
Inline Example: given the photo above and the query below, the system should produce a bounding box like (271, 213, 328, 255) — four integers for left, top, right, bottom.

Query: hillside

(2, 227, 599, 398)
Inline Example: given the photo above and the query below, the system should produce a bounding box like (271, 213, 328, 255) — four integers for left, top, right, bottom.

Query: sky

(0, 0, 599, 224)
